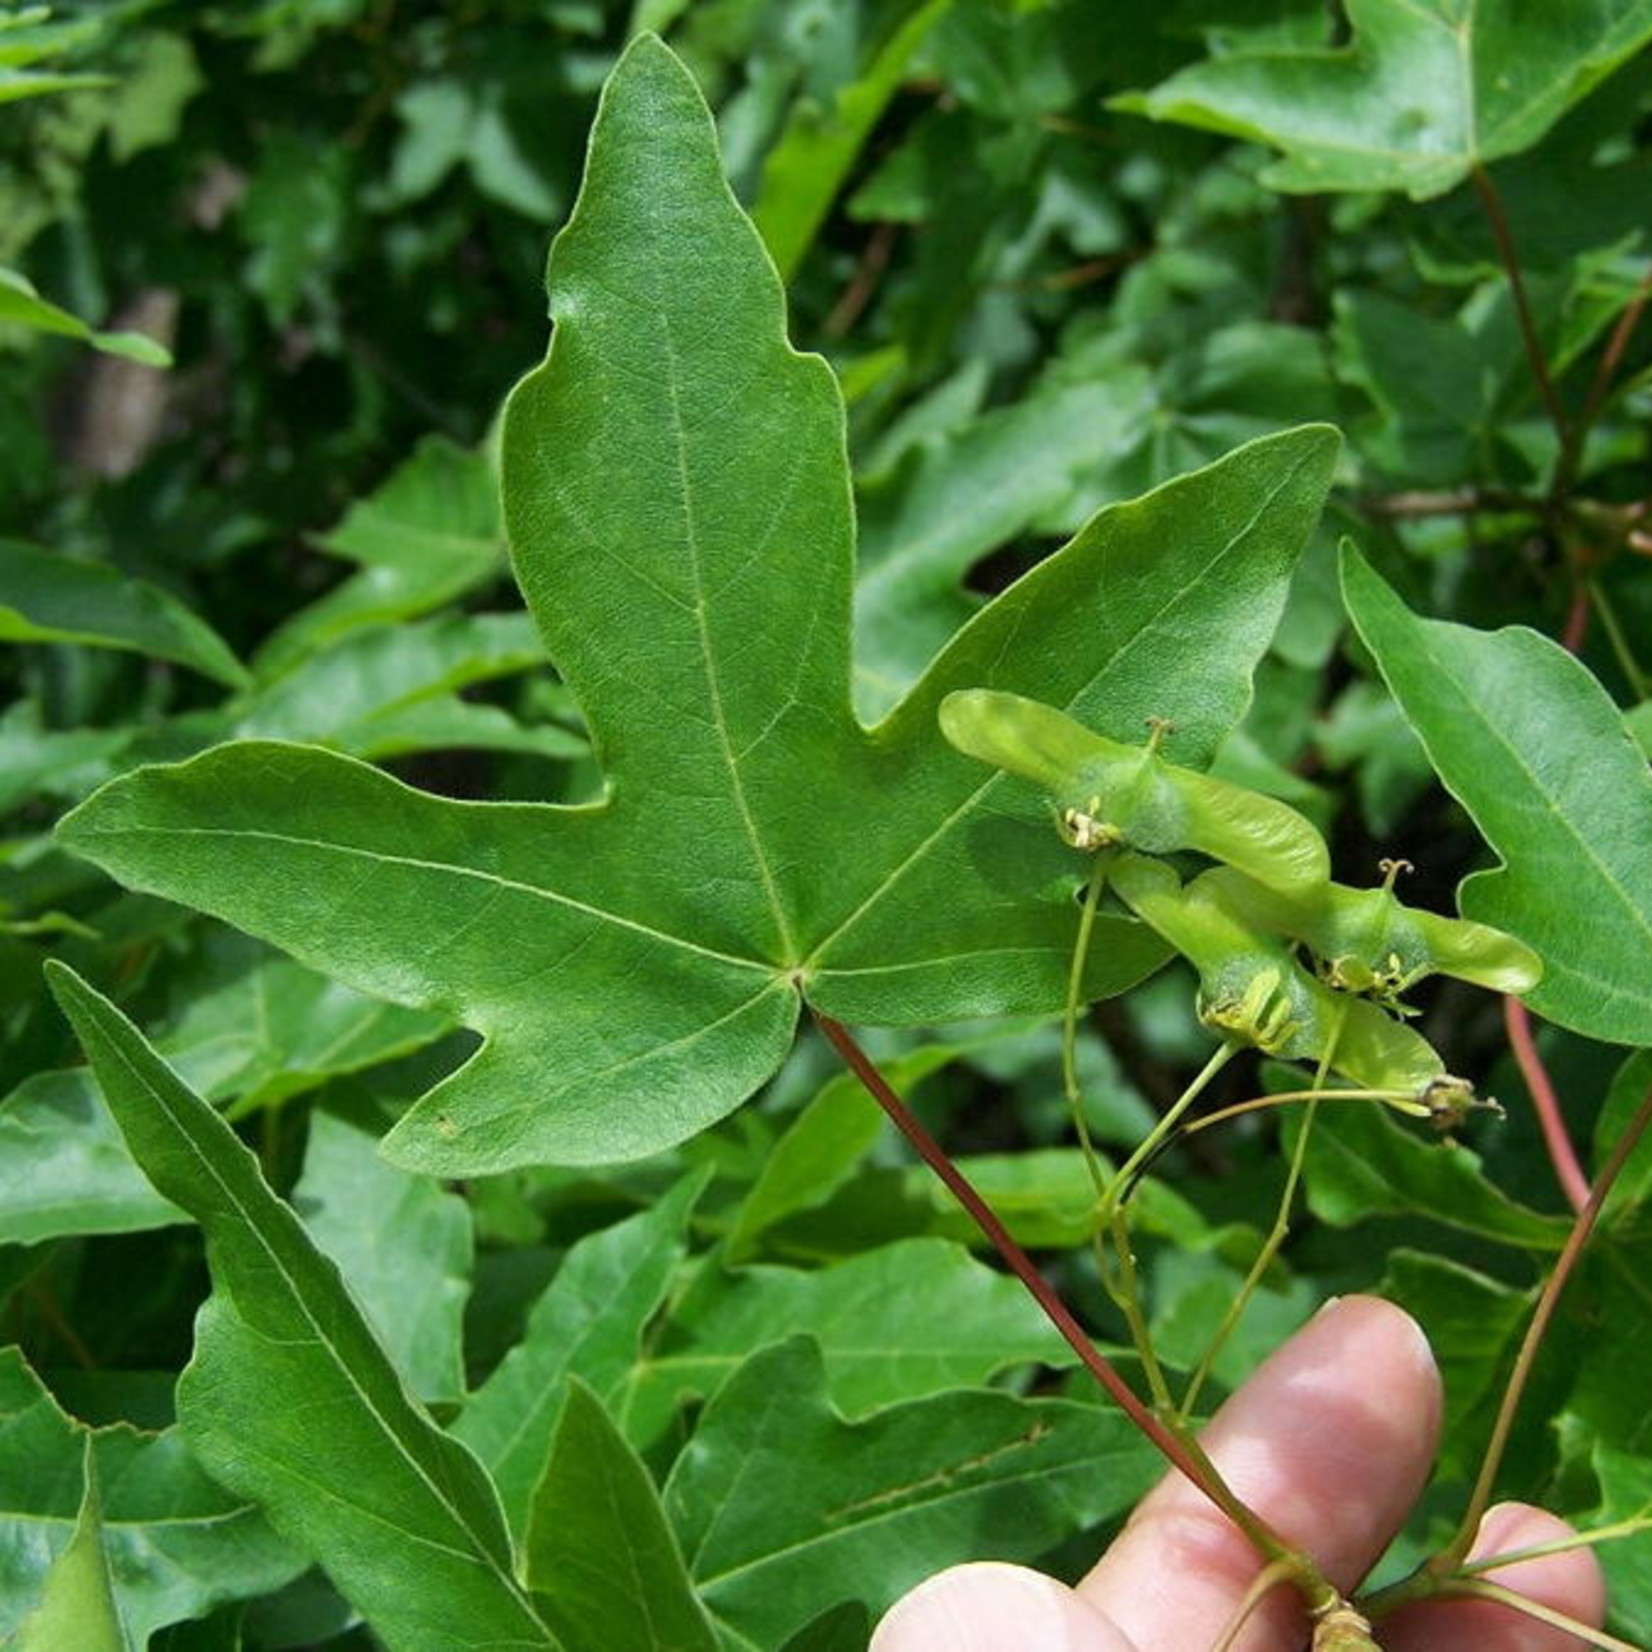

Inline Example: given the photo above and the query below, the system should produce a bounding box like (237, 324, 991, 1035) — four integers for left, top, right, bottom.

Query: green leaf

(0, 1348, 300, 1645)
(455, 1172, 704, 1539)
(663, 1336, 1160, 1648)
(753, 0, 952, 282)
(853, 380, 1154, 720)
(160, 935, 454, 1116)
(1284, 1101, 1568, 1250)
(293, 1107, 472, 1405)
(0, 268, 170, 362)
(1118, 0, 1652, 200)
(1342, 546, 1652, 1045)
(0, 541, 246, 687)
(523, 1379, 719, 1652)
(237, 612, 581, 763)
(1378, 1249, 1531, 1480)
(12, 1441, 129, 1652)
(726, 1041, 976, 1262)
(1627, 700, 1651, 759)
(619, 1237, 1073, 1454)
(257, 437, 504, 675)
(44, 964, 556, 1651)
(1590, 1443, 1652, 1645)
(1596, 1050, 1652, 1226)
(57, 36, 1336, 1174)
(0, 701, 131, 816)
(0, 1069, 184, 1246)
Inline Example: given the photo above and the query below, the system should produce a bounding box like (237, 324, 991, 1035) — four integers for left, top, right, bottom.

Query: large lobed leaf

(57, 35, 1336, 1174)
(45, 965, 556, 1651)
(1119, 0, 1652, 201)
(1343, 548, 1652, 1045)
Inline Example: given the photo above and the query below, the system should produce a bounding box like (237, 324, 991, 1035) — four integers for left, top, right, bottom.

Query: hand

(871, 1296, 1604, 1650)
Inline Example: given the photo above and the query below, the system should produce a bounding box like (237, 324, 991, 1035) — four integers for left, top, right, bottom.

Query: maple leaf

(58, 37, 1336, 1173)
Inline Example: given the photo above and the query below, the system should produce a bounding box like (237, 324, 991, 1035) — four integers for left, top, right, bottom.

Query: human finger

(1379, 1501, 1607, 1651)
(871, 1561, 1140, 1652)
(1077, 1295, 1442, 1650)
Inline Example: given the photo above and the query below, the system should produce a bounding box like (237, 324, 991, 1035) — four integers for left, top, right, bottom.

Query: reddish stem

(1472, 167, 1567, 447)
(1438, 1081, 1652, 1571)
(811, 1007, 1308, 1578)
(1560, 580, 1592, 654)
(1504, 997, 1589, 1215)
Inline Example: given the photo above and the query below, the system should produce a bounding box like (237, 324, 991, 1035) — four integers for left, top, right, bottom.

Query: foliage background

(2, 0, 1650, 1646)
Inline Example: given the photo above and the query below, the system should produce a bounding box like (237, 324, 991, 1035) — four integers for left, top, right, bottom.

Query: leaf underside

(1342, 548, 1652, 1046)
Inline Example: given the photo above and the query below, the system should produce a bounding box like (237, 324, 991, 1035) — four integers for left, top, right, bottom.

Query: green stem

(1062, 853, 1115, 1205)
(1455, 1511, 1652, 1576)
(1452, 1082, 1652, 1560)
(1180, 1006, 1345, 1420)
(1421, 1580, 1639, 1652)
(1106, 1041, 1239, 1208)
(1588, 577, 1651, 699)
(1060, 852, 1175, 1409)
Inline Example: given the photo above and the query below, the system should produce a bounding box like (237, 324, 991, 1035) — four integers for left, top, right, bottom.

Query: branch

(810, 1006, 1338, 1607)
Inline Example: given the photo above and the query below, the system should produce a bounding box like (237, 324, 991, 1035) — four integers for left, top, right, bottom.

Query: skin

(871, 1297, 1605, 1651)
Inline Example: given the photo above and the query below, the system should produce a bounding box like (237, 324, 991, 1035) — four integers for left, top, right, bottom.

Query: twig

(1431, 1579, 1640, 1652)
(1558, 258, 1652, 495)
(812, 1007, 1334, 1602)
(1503, 998, 1589, 1215)
(1355, 486, 1547, 520)
(1471, 166, 1568, 447)
(825, 221, 897, 338)
(1444, 1082, 1652, 1568)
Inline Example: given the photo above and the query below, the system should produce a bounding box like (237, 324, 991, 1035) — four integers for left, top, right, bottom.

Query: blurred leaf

(12, 1441, 128, 1652)
(45, 965, 556, 1650)
(663, 1336, 1159, 1647)
(1596, 1050, 1652, 1226)
(1147, 1247, 1317, 1392)
(0, 1347, 300, 1645)
(57, 39, 1334, 1175)
(236, 612, 583, 761)
(292, 1107, 473, 1405)
(257, 437, 504, 675)
(523, 1378, 719, 1652)
(1590, 1443, 1652, 1645)
(161, 936, 454, 1116)
(620, 1237, 1073, 1453)
(1285, 1102, 1568, 1249)
(852, 379, 1137, 719)
(454, 1171, 705, 1538)
(0, 702, 131, 816)
(0, 268, 168, 362)
(0, 541, 245, 687)
(754, 0, 951, 281)
(240, 133, 351, 326)
(1343, 547, 1652, 1046)
(1120, 0, 1652, 199)
(0, 1068, 184, 1245)
(1379, 1249, 1531, 1479)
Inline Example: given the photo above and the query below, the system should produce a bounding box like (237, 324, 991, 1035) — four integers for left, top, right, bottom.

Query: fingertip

(1472, 1502, 1607, 1637)
(1077, 1294, 1443, 1649)
(1380, 1502, 1607, 1651)
(871, 1562, 1137, 1652)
